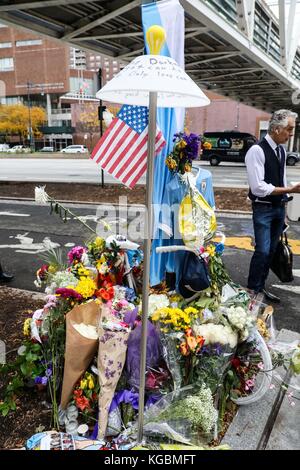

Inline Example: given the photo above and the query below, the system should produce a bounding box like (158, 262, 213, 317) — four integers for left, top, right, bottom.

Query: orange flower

(179, 341, 190, 356)
(186, 334, 197, 351)
(75, 396, 90, 411)
(196, 335, 205, 348)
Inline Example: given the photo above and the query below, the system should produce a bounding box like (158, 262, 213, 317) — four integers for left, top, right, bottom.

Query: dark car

(286, 152, 300, 166)
(201, 131, 257, 166)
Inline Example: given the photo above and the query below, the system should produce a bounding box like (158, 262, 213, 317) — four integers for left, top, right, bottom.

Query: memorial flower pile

(1, 202, 299, 448)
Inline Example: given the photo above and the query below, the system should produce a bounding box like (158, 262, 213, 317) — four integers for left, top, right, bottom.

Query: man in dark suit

(245, 109, 300, 303)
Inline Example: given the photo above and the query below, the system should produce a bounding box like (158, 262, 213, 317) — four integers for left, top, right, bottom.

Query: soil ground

(0, 182, 251, 212)
(0, 287, 50, 450)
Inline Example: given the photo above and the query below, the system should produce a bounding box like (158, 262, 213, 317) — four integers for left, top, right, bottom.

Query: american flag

(90, 105, 166, 189)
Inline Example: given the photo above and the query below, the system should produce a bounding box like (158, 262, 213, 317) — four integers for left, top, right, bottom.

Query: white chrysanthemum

(226, 306, 248, 330)
(193, 323, 238, 348)
(45, 271, 78, 294)
(148, 294, 169, 317)
(35, 186, 49, 205)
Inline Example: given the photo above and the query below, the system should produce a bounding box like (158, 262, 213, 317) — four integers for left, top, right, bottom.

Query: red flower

(73, 389, 83, 398)
(231, 357, 241, 369)
(75, 396, 90, 411)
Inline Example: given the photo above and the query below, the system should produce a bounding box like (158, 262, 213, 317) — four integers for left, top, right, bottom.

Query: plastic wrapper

(105, 407, 122, 437)
(255, 302, 277, 344)
(142, 385, 218, 446)
(268, 338, 300, 394)
(221, 283, 250, 308)
(195, 343, 236, 394)
(178, 187, 217, 249)
(159, 330, 183, 390)
(125, 320, 163, 390)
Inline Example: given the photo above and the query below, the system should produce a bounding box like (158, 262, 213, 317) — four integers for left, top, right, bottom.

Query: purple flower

(46, 368, 52, 377)
(67, 246, 87, 264)
(41, 376, 48, 386)
(34, 376, 42, 384)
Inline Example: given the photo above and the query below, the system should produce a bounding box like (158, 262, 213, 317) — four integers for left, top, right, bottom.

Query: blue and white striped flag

(141, 0, 185, 286)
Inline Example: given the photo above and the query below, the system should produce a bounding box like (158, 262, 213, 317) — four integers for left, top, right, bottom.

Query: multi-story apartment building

(0, 23, 121, 150)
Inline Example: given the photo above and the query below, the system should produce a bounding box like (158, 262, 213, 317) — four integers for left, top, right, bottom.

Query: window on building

(0, 96, 20, 105)
(0, 57, 14, 71)
(0, 42, 12, 48)
(90, 55, 95, 60)
(16, 39, 43, 47)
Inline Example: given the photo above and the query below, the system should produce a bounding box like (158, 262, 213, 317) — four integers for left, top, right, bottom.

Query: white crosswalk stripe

(272, 284, 300, 294)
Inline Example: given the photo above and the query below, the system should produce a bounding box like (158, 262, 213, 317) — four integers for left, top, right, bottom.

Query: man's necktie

(275, 146, 281, 164)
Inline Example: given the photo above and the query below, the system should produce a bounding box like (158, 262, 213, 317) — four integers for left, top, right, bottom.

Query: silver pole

(137, 91, 157, 443)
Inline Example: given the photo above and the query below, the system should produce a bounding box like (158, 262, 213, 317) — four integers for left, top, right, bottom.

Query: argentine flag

(141, 0, 185, 286)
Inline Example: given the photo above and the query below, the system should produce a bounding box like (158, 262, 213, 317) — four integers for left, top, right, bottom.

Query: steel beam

(182, 0, 300, 90)
(236, 0, 255, 39)
(287, 0, 300, 73)
(185, 53, 240, 67)
(75, 31, 143, 41)
(62, 1, 142, 40)
(278, 0, 287, 68)
(0, 0, 87, 11)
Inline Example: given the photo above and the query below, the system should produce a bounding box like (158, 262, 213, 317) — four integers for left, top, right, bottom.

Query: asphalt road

(1, 200, 300, 333)
(1, 158, 300, 188)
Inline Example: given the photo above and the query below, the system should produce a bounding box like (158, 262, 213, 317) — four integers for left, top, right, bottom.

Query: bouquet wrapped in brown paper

(60, 300, 101, 410)
(97, 308, 131, 440)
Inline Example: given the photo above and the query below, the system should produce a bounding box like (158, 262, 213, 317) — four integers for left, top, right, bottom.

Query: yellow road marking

(214, 236, 300, 255)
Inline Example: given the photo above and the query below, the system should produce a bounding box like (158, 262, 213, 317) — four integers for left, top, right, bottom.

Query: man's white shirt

(245, 134, 287, 198)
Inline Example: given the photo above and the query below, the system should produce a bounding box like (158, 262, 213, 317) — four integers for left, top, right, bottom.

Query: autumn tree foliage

(78, 103, 119, 151)
(0, 103, 46, 142)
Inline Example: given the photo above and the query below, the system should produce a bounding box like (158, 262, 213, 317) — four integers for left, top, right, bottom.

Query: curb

(0, 196, 252, 217)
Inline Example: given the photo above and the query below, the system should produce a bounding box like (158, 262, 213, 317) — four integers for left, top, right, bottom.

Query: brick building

(0, 23, 121, 150)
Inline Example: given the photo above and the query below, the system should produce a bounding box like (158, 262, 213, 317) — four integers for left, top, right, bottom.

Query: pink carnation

(67, 246, 87, 264)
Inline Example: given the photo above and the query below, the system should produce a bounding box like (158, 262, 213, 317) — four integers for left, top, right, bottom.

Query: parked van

(201, 131, 257, 166)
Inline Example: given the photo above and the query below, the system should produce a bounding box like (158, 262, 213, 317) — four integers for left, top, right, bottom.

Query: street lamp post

(98, 68, 106, 189)
(27, 81, 34, 151)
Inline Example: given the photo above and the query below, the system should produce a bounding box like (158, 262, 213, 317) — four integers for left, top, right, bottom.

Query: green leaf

(20, 362, 32, 376)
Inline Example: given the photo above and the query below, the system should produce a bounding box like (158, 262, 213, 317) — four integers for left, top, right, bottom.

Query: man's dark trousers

(247, 203, 285, 293)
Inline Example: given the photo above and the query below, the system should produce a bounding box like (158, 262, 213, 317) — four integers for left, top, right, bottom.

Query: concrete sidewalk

(223, 328, 300, 450)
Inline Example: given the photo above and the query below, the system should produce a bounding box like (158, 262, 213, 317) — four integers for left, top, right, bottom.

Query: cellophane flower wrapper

(255, 302, 277, 343)
(142, 385, 218, 446)
(97, 309, 130, 440)
(125, 320, 163, 391)
(158, 329, 183, 390)
(60, 301, 101, 410)
(268, 339, 300, 393)
(221, 283, 250, 309)
(178, 185, 216, 249)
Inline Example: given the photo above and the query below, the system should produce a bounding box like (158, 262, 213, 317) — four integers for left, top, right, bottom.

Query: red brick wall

(0, 26, 69, 97)
(186, 91, 271, 138)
